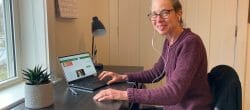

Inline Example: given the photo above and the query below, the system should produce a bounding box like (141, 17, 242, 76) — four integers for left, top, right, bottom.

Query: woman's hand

(98, 71, 128, 85)
(93, 88, 128, 102)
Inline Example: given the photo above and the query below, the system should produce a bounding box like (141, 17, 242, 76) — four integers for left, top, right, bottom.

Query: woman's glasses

(147, 9, 174, 21)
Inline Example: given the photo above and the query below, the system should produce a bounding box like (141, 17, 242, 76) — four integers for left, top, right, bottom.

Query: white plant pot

(25, 82, 54, 109)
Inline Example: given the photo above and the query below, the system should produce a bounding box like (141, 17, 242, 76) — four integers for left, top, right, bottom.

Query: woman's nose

(155, 15, 164, 23)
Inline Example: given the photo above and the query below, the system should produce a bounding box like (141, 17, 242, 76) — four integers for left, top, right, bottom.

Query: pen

(69, 87, 78, 95)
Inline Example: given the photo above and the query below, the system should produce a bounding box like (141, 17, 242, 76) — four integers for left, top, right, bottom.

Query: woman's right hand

(98, 71, 128, 85)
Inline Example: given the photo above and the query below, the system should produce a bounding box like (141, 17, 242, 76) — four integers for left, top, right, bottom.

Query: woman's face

(150, 0, 181, 35)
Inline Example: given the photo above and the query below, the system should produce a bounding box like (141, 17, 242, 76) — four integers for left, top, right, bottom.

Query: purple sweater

(126, 29, 212, 110)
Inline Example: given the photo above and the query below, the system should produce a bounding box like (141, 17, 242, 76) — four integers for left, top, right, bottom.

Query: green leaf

(22, 65, 51, 85)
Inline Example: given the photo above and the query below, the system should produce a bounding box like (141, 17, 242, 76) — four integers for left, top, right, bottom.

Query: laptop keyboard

(70, 76, 107, 90)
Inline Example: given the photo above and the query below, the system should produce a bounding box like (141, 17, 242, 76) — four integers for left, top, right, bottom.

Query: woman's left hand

(93, 88, 128, 102)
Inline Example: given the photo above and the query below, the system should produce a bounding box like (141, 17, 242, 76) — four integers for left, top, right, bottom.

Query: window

(0, 0, 15, 83)
(0, 0, 50, 89)
(0, 0, 49, 108)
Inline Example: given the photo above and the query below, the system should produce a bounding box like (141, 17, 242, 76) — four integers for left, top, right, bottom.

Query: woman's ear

(176, 10, 182, 21)
(176, 10, 182, 17)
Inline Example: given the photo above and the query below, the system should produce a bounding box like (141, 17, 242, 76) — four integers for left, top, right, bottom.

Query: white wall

(244, 24, 250, 110)
(46, 0, 110, 78)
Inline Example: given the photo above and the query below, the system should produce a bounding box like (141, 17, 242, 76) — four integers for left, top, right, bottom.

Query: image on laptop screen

(58, 53, 97, 82)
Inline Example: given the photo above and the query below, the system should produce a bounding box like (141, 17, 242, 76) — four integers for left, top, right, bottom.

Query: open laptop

(58, 52, 108, 91)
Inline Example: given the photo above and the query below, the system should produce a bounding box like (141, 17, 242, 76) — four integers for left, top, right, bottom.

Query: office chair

(208, 65, 242, 110)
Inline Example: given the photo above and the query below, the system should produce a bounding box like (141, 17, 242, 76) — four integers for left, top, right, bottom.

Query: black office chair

(208, 65, 242, 110)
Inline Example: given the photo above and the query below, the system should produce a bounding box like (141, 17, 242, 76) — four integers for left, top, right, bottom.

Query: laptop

(58, 52, 108, 91)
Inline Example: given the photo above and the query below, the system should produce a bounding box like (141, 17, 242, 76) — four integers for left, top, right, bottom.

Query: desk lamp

(91, 16, 106, 71)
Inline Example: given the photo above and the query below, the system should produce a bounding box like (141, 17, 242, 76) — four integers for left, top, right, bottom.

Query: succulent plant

(22, 65, 51, 85)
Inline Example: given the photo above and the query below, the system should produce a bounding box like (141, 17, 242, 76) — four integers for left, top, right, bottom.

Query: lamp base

(94, 63, 103, 72)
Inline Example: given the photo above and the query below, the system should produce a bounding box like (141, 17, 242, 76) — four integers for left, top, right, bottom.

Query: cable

(151, 30, 169, 83)
(127, 31, 169, 109)
(151, 30, 162, 55)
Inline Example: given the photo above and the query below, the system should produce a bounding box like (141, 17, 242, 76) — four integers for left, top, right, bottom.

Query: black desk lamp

(91, 16, 106, 71)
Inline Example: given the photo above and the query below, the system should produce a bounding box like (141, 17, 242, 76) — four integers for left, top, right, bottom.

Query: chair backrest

(208, 65, 242, 110)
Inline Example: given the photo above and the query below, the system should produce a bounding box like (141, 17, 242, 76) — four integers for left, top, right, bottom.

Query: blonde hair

(170, 0, 183, 26)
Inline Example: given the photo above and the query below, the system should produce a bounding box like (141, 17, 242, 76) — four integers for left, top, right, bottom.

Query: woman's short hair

(171, 0, 182, 12)
(171, 0, 183, 26)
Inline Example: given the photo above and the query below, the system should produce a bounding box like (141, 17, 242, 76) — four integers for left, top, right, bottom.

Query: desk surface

(11, 65, 143, 110)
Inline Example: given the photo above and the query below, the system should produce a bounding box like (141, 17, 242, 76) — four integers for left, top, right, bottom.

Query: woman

(93, 0, 212, 109)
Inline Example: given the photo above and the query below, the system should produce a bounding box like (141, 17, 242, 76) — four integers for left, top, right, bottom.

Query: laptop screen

(58, 53, 97, 82)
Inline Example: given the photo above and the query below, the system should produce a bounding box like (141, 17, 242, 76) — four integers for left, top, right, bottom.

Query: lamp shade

(91, 16, 106, 36)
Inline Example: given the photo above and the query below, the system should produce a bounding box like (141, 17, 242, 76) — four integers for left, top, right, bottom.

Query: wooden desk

(10, 65, 143, 110)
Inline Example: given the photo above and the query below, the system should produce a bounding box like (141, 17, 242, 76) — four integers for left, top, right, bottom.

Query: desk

(10, 65, 143, 110)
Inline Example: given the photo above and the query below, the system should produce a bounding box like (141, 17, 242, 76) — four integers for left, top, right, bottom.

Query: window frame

(0, 0, 22, 89)
(0, 0, 50, 89)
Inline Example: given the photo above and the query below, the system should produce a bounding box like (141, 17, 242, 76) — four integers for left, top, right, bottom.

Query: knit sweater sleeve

(127, 36, 204, 105)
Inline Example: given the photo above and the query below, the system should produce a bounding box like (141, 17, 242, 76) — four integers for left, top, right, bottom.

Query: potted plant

(22, 65, 54, 109)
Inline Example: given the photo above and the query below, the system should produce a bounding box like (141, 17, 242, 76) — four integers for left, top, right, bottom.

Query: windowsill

(0, 82, 25, 110)
(0, 78, 62, 109)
